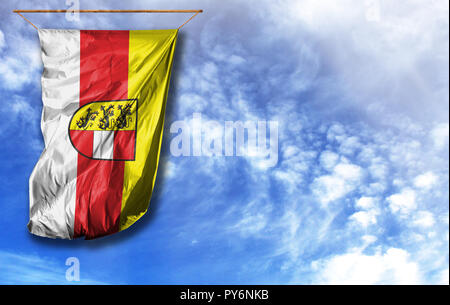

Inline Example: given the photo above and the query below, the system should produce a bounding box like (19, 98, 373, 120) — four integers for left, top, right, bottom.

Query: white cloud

(431, 123, 449, 150)
(312, 162, 363, 205)
(339, 136, 361, 155)
(355, 196, 376, 209)
(368, 159, 389, 180)
(163, 160, 176, 179)
(333, 163, 363, 180)
(0, 38, 41, 90)
(229, 200, 272, 237)
(361, 234, 377, 245)
(351, 197, 379, 227)
(10, 95, 36, 117)
(319, 150, 339, 171)
(270, 0, 449, 127)
(412, 211, 435, 228)
(312, 248, 420, 284)
(438, 268, 449, 285)
(313, 175, 350, 204)
(387, 189, 417, 214)
(326, 123, 346, 142)
(284, 145, 300, 159)
(274, 169, 303, 193)
(0, 30, 5, 51)
(361, 182, 387, 196)
(350, 210, 377, 227)
(0, 95, 39, 139)
(414, 172, 438, 189)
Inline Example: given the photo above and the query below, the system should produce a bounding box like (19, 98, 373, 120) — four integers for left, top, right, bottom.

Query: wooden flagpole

(13, 9, 204, 30)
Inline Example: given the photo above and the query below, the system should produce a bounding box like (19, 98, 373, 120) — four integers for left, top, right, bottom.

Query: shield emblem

(69, 99, 138, 161)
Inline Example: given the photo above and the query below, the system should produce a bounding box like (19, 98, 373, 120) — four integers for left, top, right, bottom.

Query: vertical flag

(29, 29, 177, 239)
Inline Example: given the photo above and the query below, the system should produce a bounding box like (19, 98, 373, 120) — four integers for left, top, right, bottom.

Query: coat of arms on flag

(28, 29, 178, 239)
(69, 99, 138, 161)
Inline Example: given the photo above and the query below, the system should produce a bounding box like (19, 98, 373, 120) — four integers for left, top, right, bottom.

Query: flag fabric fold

(28, 29, 177, 239)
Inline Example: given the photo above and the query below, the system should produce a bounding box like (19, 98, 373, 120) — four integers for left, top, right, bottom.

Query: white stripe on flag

(93, 130, 115, 159)
(28, 29, 80, 239)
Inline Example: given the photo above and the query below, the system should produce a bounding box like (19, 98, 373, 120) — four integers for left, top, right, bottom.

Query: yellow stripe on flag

(120, 29, 178, 231)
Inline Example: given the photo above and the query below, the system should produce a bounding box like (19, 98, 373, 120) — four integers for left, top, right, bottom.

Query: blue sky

(0, 0, 448, 284)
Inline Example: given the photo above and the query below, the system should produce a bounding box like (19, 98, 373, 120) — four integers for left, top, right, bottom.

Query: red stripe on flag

(114, 130, 136, 160)
(74, 30, 129, 239)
